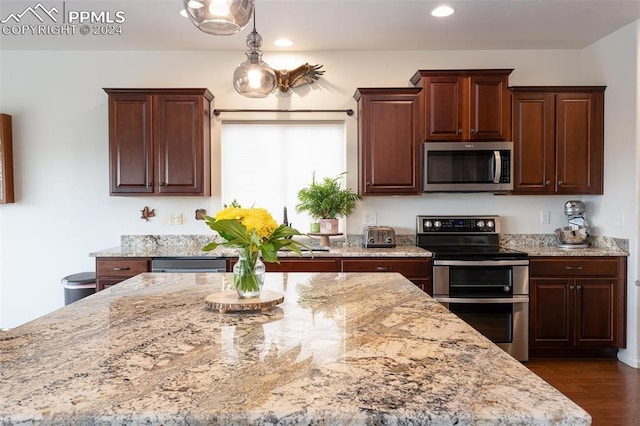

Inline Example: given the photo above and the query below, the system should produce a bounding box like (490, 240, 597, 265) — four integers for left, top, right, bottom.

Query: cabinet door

(469, 73, 511, 141)
(530, 278, 572, 348)
(512, 93, 555, 193)
(423, 76, 463, 141)
(355, 88, 422, 195)
(574, 279, 616, 347)
(108, 94, 154, 194)
(155, 94, 207, 195)
(555, 92, 604, 194)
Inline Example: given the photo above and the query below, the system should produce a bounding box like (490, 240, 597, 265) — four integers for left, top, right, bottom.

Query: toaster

(363, 226, 396, 248)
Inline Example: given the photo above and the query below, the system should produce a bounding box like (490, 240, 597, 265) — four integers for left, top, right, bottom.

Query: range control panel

(416, 215, 501, 234)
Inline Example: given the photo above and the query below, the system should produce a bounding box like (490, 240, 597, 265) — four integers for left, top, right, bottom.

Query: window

(221, 121, 346, 231)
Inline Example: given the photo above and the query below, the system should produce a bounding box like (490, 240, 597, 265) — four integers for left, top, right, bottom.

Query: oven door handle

(434, 296, 529, 304)
(433, 260, 530, 266)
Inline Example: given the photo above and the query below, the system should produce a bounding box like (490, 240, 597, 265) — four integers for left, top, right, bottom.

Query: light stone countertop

(0, 272, 590, 425)
(90, 244, 432, 258)
(89, 234, 628, 259)
(501, 234, 629, 257)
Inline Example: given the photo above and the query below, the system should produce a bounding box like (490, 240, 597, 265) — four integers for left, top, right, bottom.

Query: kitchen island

(0, 272, 591, 425)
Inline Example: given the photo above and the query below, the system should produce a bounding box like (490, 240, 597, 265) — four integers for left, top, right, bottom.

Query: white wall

(581, 21, 639, 367)
(0, 40, 637, 365)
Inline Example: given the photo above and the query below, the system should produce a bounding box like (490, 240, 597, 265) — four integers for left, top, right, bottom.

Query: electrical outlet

(363, 211, 377, 226)
(614, 214, 624, 227)
(170, 212, 183, 225)
(540, 210, 550, 224)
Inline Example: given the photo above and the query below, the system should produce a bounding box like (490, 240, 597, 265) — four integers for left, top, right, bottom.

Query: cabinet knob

(564, 266, 583, 270)
(146, 183, 152, 187)
(376, 266, 393, 271)
(458, 129, 462, 134)
(558, 180, 563, 186)
(576, 285, 582, 290)
(545, 180, 550, 186)
(113, 267, 130, 271)
(470, 128, 476, 134)
(569, 285, 575, 290)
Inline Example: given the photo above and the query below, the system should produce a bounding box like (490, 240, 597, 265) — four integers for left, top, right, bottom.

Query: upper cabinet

(511, 87, 605, 195)
(0, 114, 14, 204)
(410, 69, 513, 142)
(104, 88, 213, 196)
(353, 87, 422, 195)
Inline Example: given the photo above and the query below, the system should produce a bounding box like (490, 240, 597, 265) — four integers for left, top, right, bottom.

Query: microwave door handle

(493, 150, 501, 183)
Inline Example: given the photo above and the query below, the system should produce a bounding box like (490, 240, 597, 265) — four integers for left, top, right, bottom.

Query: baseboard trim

(617, 351, 640, 368)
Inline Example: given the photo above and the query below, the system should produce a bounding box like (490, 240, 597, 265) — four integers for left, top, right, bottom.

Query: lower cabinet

(96, 257, 150, 291)
(264, 258, 341, 272)
(95, 255, 433, 294)
(228, 258, 342, 272)
(341, 257, 432, 294)
(529, 256, 626, 357)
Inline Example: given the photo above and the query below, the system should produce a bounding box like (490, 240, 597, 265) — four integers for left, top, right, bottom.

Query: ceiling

(1, 0, 640, 52)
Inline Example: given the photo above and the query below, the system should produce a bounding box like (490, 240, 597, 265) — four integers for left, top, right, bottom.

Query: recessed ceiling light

(274, 38, 294, 47)
(179, 9, 188, 17)
(431, 5, 455, 18)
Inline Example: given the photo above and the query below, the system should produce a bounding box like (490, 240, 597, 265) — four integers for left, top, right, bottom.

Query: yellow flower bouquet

(203, 204, 309, 297)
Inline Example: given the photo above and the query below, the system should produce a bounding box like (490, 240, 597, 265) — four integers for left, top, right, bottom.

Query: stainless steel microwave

(423, 141, 514, 192)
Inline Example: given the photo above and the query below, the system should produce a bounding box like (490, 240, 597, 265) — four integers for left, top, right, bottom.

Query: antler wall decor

(274, 63, 325, 93)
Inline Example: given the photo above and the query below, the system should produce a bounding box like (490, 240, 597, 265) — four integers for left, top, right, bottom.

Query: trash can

(62, 272, 96, 305)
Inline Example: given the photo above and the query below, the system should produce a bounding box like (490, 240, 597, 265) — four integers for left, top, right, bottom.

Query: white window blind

(221, 121, 347, 231)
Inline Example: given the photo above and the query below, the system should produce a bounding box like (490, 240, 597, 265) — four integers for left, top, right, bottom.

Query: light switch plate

(540, 210, 550, 224)
(363, 211, 377, 226)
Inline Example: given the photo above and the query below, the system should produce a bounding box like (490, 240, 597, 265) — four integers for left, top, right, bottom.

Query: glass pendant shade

(183, 0, 254, 35)
(233, 28, 276, 98)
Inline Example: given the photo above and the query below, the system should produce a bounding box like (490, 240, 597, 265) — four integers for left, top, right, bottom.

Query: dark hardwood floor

(524, 359, 640, 426)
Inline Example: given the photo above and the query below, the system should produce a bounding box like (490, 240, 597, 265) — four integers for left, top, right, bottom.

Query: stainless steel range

(416, 215, 530, 361)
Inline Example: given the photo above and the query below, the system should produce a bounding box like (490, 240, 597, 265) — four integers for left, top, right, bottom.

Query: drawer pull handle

(113, 267, 131, 271)
(564, 266, 583, 270)
(376, 266, 393, 271)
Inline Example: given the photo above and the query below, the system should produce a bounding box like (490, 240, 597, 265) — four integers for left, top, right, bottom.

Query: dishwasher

(150, 258, 227, 273)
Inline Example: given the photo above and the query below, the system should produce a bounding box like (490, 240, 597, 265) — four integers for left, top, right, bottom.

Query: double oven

(417, 216, 530, 361)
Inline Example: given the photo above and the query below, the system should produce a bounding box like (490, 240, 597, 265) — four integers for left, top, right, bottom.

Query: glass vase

(233, 248, 265, 298)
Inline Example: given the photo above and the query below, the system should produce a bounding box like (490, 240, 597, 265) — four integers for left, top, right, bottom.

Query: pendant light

(183, 0, 254, 35)
(232, 8, 276, 98)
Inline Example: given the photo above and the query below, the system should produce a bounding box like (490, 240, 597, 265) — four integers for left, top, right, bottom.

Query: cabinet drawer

(266, 259, 341, 272)
(97, 258, 150, 278)
(341, 258, 430, 278)
(530, 257, 619, 277)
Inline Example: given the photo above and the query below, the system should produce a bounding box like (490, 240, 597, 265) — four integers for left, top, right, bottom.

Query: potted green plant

(296, 172, 362, 234)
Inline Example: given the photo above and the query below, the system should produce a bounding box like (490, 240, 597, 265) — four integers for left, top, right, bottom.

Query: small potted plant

(296, 172, 362, 234)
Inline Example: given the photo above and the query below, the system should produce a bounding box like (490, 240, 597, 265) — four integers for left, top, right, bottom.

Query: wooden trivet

(204, 290, 284, 314)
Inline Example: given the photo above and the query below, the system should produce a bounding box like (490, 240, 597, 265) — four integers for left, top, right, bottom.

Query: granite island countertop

(0, 272, 590, 425)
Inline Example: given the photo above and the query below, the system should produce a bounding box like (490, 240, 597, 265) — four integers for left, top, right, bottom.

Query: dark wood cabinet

(96, 257, 150, 291)
(353, 88, 422, 195)
(342, 257, 432, 294)
(529, 257, 626, 357)
(0, 114, 14, 204)
(410, 69, 513, 142)
(104, 88, 213, 196)
(231, 257, 342, 272)
(511, 87, 605, 194)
